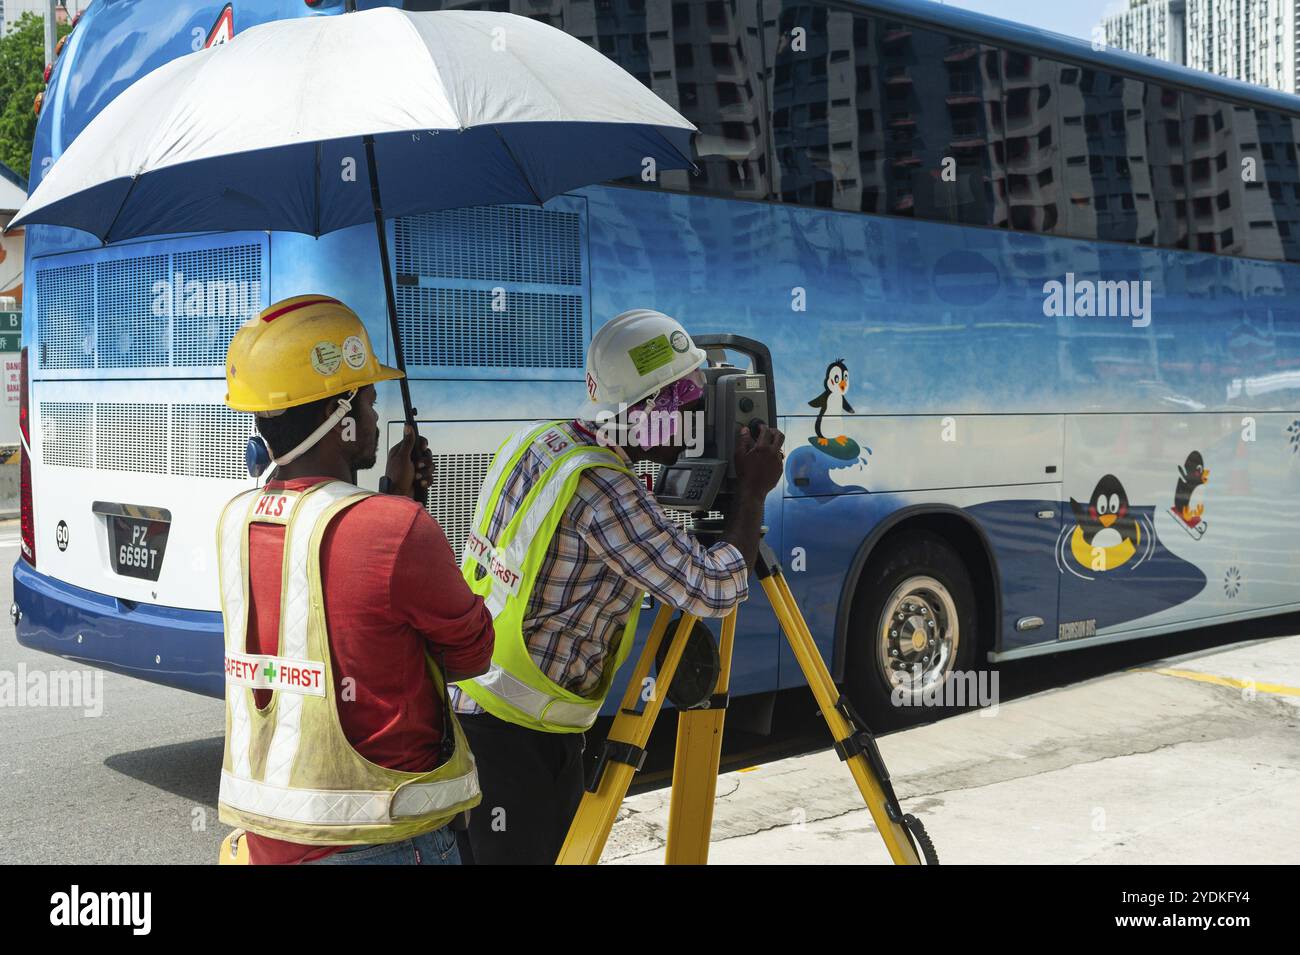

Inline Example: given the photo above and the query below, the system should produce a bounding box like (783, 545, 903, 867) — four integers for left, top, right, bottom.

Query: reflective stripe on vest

(458, 421, 642, 731)
(482, 443, 626, 618)
(217, 481, 480, 843)
(218, 764, 481, 824)
(471, 662, 603, 730)
(462, 423, 541, 558)
(221, 482, 359, 790)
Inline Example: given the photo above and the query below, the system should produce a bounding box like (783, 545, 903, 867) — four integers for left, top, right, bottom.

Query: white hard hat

(577, 308, 707, 419)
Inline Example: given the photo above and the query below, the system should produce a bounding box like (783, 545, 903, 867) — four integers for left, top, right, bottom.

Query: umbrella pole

(364, 132, 425, 502)
(364, 133, 416, 428)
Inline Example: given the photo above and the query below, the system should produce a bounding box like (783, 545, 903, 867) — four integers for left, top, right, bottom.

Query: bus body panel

(781, 484, 1064, 685)
(14, 558, 224, 696)
(21, 178, 1300, 693)
(1060, 411, 1300, 634)
(29, 381, 247, 613)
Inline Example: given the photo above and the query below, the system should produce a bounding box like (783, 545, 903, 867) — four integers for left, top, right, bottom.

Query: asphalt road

(2, 517, 1297, 864)
(0, 524, 225, 863)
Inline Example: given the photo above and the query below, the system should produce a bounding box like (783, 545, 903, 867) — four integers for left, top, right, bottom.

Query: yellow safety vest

(456, 421, 642, 733)
(216, 480, 480, 845)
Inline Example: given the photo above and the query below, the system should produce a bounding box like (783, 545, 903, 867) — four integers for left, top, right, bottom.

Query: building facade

(1104, 0, 1298, 94)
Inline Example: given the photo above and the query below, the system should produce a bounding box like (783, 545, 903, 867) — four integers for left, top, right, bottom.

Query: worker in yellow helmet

(218, 294, 494, 865)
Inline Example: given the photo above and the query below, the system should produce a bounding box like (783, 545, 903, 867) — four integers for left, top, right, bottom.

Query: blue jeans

(311, 824, 461, 865)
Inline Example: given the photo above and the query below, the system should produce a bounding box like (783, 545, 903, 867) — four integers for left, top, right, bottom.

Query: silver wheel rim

(876, 575, 959, 701)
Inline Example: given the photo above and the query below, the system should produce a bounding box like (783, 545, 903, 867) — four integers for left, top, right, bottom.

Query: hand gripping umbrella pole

(557, 535, 939, 865)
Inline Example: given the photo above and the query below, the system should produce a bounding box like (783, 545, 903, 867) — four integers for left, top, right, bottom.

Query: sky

(933, 0, 1132, 43)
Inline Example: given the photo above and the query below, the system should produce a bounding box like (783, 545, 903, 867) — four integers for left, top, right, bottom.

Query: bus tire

(845, 530, 978, 726)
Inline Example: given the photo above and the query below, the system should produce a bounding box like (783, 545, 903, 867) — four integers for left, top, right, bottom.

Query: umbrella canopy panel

(11, 7, 696, 242)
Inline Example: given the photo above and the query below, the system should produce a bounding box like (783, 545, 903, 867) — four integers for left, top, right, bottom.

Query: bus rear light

(43, 64, 51, 84)
(19, 346, 34, 566)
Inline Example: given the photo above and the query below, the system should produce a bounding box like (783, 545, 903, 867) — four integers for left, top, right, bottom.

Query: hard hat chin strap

(271, 390, 357, 468)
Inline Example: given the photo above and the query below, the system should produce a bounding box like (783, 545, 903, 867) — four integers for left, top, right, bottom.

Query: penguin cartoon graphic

(1069, 474, 1141, 571)
(1170, 451, 1209, 539)
(808, 359, 856, 453)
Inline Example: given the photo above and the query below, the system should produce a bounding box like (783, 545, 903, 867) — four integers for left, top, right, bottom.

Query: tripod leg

(762, 570, 923, 865)
(664, 606, 736, 864)
(556, 606, 698, 864)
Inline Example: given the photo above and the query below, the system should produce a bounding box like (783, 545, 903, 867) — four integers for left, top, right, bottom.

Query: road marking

(1135, 666, 1300, 698)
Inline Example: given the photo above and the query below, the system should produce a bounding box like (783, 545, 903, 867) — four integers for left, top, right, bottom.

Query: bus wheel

(846, 530, 977, 726)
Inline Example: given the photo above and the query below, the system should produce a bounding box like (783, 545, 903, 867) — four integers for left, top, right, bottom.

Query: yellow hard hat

(224, 295, 402, 413)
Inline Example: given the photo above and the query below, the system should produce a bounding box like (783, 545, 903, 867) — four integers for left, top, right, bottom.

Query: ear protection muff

(245, 434, 272, 478)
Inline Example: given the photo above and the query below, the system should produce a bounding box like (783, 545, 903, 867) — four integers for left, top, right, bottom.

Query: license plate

(94, 502, 172, 581)
(109, 515, 170, 580)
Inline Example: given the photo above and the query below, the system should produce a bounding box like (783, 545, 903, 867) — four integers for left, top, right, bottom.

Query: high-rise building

(1104, 0, 1187, 65)
(1104, 0, 1299, 94)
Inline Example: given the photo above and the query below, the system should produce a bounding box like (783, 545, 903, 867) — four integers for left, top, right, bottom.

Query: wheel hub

(878, 576, 958, 699)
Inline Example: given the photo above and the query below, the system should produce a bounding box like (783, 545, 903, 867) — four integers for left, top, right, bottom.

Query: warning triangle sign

(205, 4, 234, 48)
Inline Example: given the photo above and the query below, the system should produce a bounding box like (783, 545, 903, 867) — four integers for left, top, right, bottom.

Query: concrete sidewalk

(604, 635, 1300, 864)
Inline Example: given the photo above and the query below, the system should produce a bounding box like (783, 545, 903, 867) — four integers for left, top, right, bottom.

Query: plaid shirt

(450, 420, 748, 714)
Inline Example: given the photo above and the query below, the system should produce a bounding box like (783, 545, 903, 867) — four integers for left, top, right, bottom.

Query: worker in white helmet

(451, 308, 784, 864)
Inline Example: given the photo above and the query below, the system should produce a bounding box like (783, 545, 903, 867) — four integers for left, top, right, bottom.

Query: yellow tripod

(556, 540, 937, 865)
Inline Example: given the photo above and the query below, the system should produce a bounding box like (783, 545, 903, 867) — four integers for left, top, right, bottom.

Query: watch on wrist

(378, 476, 394, 494)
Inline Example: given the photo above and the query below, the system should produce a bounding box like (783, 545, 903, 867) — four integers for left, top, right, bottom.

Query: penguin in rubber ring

(1069, 474, 1141, 572)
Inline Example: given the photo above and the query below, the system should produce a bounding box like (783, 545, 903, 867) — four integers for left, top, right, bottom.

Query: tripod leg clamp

(586, 739, 647, 793)
(689, 692, 729, 711)
(832, 698, 890, 780)
(831, 696, 905, 824)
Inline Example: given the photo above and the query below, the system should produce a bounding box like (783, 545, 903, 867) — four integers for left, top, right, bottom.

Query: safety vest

(216, 480, 480, 846)
(457, 421, 643, 733)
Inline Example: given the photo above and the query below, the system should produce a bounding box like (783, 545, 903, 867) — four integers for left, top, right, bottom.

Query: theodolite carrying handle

(691, 334, 778, 424)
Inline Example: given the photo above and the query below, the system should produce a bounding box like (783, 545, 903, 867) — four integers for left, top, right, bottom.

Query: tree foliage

(0, 13, 73, 181)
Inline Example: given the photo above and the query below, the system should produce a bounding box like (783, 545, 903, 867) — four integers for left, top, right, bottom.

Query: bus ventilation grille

(423, 452, 494, 561)
(40, 401, 254, 481)
(34, 243, 262, 371)
(394, 204, 586, 369)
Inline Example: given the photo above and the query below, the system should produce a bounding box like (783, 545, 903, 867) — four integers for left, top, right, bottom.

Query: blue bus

(14, 0, 1300, 724)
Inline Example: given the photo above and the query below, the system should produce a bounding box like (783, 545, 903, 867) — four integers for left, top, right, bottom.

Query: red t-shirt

(238, 477, 493, 865)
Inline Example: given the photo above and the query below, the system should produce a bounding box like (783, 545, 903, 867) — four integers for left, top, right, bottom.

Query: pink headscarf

(626, 369, 706, 448)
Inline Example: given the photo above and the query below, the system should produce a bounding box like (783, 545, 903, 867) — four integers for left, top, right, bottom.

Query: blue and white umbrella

(8, 6, 697, 429)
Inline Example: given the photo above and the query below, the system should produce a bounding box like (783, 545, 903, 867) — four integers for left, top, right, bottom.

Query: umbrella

(8, 5, 696, 433)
